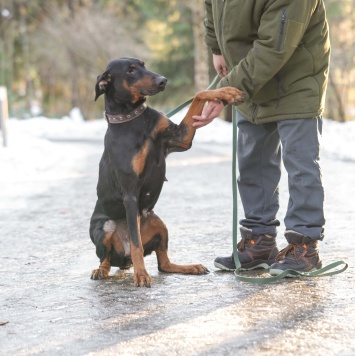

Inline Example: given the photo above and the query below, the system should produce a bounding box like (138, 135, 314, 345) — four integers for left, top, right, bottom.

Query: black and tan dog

(90, 57, 244, 287)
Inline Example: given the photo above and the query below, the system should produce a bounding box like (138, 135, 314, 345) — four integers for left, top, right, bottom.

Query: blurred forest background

(0, 0, 354, 121)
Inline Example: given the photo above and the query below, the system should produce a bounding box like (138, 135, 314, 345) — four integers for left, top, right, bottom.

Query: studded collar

(105, 103, 147, 124)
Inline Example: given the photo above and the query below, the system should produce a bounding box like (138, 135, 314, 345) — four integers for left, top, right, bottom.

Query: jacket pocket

(285, 20, 305, 48)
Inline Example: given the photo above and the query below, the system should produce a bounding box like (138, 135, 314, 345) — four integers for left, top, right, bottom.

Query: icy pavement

(0, 114, 354, 355)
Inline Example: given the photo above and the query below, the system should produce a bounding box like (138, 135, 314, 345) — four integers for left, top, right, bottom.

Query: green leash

(166, 77, 348, 283)
(231, 107, 348, 283)
(166, 75, 220, 118)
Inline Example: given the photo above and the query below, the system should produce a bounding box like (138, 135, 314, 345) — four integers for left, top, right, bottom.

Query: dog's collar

(105, 103, 147, 124)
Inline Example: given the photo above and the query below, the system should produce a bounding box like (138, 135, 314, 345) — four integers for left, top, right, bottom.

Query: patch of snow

(0, 111, 354, 188)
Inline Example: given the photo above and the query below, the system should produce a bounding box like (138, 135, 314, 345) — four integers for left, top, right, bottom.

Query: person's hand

(192, 100, 224, 128)
(213, 54, 228, 77)
(192, 54, 227, 128)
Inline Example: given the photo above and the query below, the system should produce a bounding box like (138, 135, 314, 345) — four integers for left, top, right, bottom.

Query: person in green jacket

(193, 0, 330, 276)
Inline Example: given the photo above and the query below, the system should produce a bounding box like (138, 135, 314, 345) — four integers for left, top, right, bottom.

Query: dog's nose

(157, 76, 167, 89)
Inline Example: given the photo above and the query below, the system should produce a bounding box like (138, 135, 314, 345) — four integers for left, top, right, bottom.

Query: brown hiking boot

(214, 227, 279, 271)
(269, 230, 322, 277)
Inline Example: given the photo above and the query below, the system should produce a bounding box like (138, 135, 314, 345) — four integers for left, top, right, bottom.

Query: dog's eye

(127, 68, 135, 74)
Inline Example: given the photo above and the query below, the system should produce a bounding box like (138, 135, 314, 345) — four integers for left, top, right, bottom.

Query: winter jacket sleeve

(204, 0, 222, 55)
(218, 0, 319, 100)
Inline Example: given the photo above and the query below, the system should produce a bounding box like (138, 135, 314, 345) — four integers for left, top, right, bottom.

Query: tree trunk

(328, 70, 346, 122)
(190, 1, 209, 92)
(19, 3, 33, 114)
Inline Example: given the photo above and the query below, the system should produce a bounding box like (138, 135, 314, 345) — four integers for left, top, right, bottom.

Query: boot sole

(214, 261, 235, 271)
(214, 261, 271, 272)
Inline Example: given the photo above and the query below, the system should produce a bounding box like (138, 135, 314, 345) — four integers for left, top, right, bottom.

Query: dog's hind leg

(91, 257, 111, 280)
(141, 213, 209, 275)
(90, 220, 116, 280)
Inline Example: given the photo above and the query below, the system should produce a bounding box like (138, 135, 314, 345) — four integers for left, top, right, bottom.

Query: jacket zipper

(277, 9, 286, 51)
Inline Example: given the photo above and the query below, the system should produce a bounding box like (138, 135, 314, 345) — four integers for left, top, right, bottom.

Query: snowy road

(0, 116, 354, 355)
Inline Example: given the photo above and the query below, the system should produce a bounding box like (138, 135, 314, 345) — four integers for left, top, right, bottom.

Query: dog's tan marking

(102, 230, 114, 251)
(127, 214, 152, 287)
(132, 139, 150, 176)
(140, 213, 167, 245)
(123, 76, 154, 104)
(151, 115, 169, 139)
(139, 212, 209, 275)
(122, 80, 142, 103)
(91, 258, 111, 279)
(131, 244, 151, 287)
(131, 76, 153, 102)
(110, 233, 126, 254)
(103, 219, 131, 256)
(122, 79, 131, 93)
(99, 258, 111, 274)
(132, 75, 152, 90)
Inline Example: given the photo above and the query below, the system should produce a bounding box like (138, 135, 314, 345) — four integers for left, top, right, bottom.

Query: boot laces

(276, 243, 306, 261)
(237, 237, 254, 251)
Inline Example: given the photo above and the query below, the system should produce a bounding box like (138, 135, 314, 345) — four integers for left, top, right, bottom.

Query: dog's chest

(105, 123, 166, 180)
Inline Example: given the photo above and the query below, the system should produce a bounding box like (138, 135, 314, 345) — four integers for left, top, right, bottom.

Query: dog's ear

(94, 70, 112, 101)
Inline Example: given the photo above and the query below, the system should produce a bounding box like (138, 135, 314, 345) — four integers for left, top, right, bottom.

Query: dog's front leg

(165, 87, 245, 153)
(123, 195, 152, 287)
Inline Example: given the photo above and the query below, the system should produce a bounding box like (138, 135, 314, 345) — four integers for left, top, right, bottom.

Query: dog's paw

(187, 264, 210, 275)
(197, 87, 246, 105)
(214, 87, 246, 105)
(158, 262, 210, 275)
(91, 268, 109, 280)
(133, 269, 152, 288)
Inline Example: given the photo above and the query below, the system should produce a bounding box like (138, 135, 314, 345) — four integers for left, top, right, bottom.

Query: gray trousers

(237, 112, 325, 240)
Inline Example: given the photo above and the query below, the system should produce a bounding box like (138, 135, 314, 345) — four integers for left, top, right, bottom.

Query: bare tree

(325, 0, 355, 121)
(30, 3, 149, 118)
(187, 0, 209, 92)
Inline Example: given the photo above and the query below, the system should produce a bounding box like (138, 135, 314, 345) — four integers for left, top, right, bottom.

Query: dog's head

(94, 57, 167, 103)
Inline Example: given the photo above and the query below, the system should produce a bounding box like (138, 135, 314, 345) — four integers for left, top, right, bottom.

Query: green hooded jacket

(204, 0, 330, 124)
